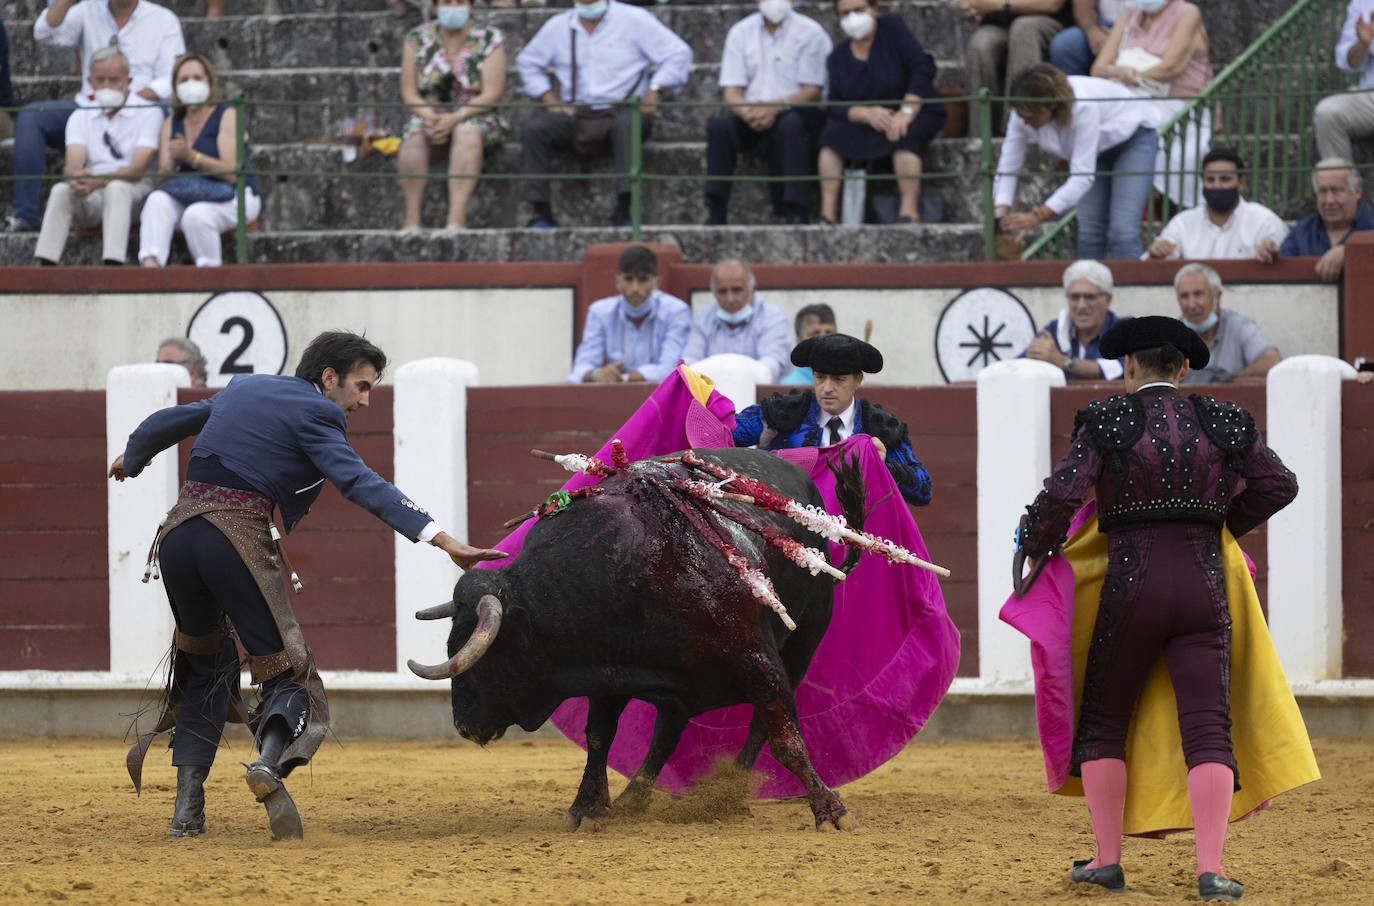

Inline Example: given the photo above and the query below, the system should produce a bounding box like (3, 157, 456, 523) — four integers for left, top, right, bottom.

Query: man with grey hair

(1022, 259, 1129, 380)
(681, 258, 793, 381)
(1257, 157, 1374, 282)
(7, 0, 183, 234)
(1175, 263, 1280, 383)
(157, 337, 208, 388)
(33, 47, 161, 265)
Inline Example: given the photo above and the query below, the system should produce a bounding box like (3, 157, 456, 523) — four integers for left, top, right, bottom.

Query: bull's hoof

(833, 811, 858, 832)
(612, 781, 653, 815)
(814, 806, 857, 832)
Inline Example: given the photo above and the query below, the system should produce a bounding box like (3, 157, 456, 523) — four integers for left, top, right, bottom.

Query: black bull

(408, 448, 867, 830)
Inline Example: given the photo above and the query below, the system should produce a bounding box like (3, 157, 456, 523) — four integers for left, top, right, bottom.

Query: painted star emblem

(960, 315, 1014, 368)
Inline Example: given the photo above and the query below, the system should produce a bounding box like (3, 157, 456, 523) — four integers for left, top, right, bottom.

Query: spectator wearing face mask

(817, 0, 946, 225)
(681, 258, 794, 381)
(1146, 148, 1288, 260)
(33, 47, 160, 266)
(1175, 263, 1280, 383)
(138, 54, 260, 268)
(396, 0, 509, 231)
(705, 0, 832, 226)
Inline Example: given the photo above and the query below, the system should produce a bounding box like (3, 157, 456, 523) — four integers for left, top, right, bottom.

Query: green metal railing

(1023, 0, 1355, 260)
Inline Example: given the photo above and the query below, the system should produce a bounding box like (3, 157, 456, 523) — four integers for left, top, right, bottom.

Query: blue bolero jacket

(121, 374, 433, 539)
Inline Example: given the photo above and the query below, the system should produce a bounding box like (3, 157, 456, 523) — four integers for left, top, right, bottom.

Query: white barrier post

(976, 359, 1066, 683)
(393, 358, 479, 673)
(107, 364, 188, 676)
(1266, 355, 1354, 682)
(683, 353, 773, 413)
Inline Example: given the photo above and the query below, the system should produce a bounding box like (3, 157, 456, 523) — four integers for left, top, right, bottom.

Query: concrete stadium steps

(4, 0, 1299, 81)
(0, 135, 1067, 231)
(9, 57, 969, 146)
(5, 2, 972, 79)
(0, 221, 987, 266)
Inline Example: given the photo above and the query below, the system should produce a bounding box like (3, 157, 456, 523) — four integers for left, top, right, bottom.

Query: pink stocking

(1188, 762, 1234, 876)
(1081, 758, 1127, 867)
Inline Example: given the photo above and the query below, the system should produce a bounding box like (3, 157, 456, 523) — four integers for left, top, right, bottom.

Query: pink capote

(480, 368, 961, 798)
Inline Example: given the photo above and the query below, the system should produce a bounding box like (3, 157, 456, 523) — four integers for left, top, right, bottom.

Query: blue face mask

(575, 0, 608, 20)
(1187, 311, 1219, 333)
(716, 303, 754, 326)
(437, 5, 470, 29)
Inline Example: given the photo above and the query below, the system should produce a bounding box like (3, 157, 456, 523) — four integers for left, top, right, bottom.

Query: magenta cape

(481, 368, 960, 798)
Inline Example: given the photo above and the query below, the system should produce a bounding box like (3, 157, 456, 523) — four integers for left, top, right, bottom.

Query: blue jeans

(1049, 27, 1095, 76)
(1077, 126, 1157, 260)
(11, 99, 78, 226)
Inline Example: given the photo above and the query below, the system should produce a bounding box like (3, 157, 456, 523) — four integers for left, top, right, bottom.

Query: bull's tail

(828, 452, 869, 577)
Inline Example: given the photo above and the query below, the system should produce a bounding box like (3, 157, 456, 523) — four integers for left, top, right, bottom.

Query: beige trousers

(34, 178, 153, 264)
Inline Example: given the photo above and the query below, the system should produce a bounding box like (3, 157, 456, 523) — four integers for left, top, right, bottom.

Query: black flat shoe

(1198, 873, 1244, 901)
(1070, 859, 1125, 892)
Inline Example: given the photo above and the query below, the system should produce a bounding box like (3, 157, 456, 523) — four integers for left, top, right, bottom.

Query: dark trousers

(11, 99, 77, 226)
(520, 107, 652, 205)
(705, 107, 825, 213)
(158, 517, 306, 768)
(1, 21, 13, 109)
(1073, 524, 1236, 773)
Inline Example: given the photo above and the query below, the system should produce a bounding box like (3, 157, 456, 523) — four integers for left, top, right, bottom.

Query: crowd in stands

(4, 0, 1374, 277)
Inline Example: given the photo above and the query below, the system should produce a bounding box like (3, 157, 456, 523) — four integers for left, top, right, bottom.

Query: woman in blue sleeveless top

(138, 54, 260, 267)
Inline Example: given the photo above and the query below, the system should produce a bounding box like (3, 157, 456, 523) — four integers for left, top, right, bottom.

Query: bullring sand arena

(4, 735, 1370, 905)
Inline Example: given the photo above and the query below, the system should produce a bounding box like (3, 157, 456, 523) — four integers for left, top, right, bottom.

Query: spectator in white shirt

(1049, 0, 1126, 76)
(1146, 147, 1289, 260)
(33, 47, 160, 266)
(1174, 263, 1281, 383)
(1314, 2, 1374, 165)
(7, 0, 183, 234)
(515, 0, 692, 229)
(682, 259, 794, 380)
(993, 64, 1157, 259)
(705, 0, 831, 225)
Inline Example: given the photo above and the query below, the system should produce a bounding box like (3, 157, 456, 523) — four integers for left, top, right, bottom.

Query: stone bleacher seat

(0, 0, 1299, 265)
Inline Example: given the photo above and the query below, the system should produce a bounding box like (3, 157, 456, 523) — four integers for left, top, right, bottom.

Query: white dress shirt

(821, 398, 857, 444)
(64, 102, 162, 175)
(34, 0, 186, 104)
(718, 11, 831, 103)
(516, 1, 693, 106)
(1336, 0, 1374, 88)
(1148, 197, 1290, 260)
(993, 76, 1156, 214)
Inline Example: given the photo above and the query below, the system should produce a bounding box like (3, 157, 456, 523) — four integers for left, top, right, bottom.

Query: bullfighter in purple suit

(1017, 316, 1298, 902)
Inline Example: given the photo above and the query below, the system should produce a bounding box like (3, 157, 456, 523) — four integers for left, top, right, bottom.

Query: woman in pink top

(1091, 0, 1214, 206)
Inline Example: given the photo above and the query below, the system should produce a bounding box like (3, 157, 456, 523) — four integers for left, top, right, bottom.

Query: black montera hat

(1100, 315, 1210, 369)
(791, 333, 884, 375)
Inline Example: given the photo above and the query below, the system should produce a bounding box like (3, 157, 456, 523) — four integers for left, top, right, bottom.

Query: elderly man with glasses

(1021, 259, 1129, 380)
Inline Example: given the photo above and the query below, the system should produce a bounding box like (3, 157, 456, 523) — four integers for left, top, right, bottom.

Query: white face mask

(759, 0, 791, 25)
(840, 10, 875, 41)
(92, 87, 126, 111)
(1129, 0, 1168, 12)
(176, 79, 211, 106)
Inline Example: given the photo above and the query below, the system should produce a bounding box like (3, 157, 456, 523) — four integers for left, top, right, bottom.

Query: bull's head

(406, 594, 503, 680)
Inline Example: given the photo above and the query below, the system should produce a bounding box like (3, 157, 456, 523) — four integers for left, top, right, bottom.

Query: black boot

(170, 764, 210, 838)
(1198, 873, 1244, 901)
(244, 718, 303, 840)
(1070, 859, 1125, 892)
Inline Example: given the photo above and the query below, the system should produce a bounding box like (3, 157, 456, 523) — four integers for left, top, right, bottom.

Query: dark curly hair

(295, 331, 388, 388)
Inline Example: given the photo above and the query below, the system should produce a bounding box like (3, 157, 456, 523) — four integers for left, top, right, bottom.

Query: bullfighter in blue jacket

(110, 331, 505, 840)
(732, 333, 933, 507)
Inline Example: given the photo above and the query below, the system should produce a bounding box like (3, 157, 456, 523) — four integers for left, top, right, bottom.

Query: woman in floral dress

(397, 0, 509, 230)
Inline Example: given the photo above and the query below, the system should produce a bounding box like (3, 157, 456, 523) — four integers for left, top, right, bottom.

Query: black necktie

(827, 416, 843, 445)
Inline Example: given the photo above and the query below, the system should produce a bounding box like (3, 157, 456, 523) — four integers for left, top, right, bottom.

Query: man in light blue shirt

(682, 259, 794, 382)
(568, 245, 692, 384)
(780, 302, 837, 385)
(516, 0, 692, 229)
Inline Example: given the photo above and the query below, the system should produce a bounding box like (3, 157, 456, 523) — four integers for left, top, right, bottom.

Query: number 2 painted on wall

(220, 316, 256, 375)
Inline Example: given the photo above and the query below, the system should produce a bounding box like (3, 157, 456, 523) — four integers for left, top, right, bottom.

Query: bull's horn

(406, 595, 503, 680)
(415, 600, 455, 621)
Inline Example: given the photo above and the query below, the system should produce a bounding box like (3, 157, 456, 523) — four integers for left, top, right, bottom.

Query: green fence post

(630, 95, 643, 241)
(979, 88, 995, 260)
(233, 90, 248, 265)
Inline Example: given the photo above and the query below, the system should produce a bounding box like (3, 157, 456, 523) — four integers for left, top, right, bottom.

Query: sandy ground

(2, 735, 1370, 905)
